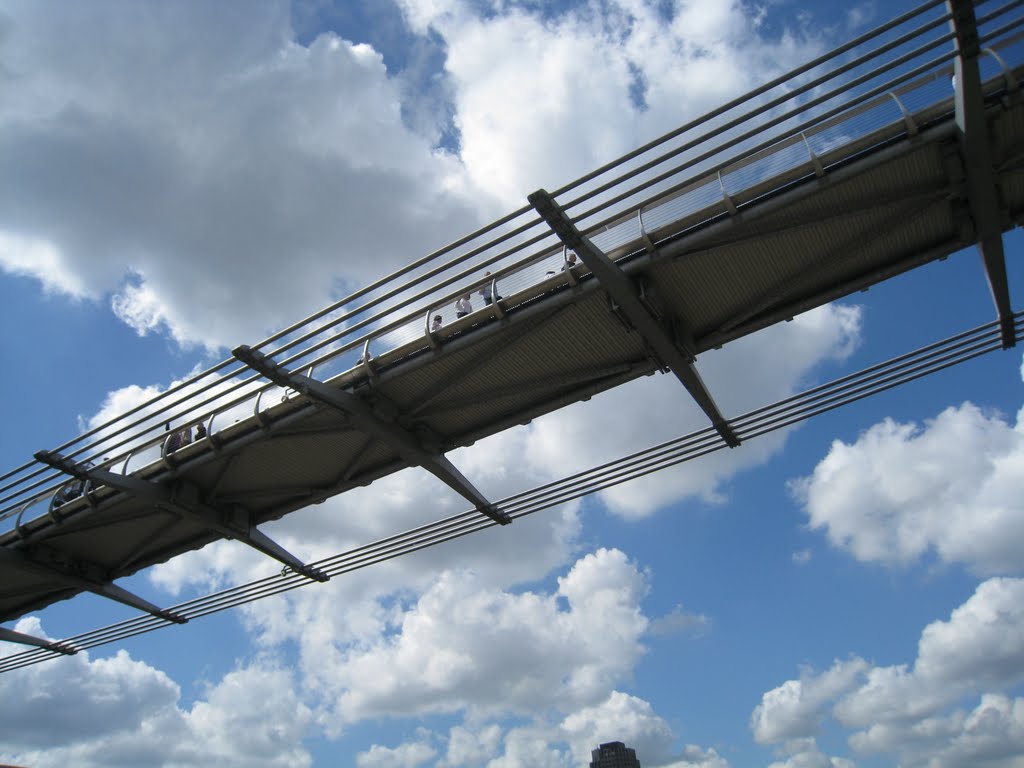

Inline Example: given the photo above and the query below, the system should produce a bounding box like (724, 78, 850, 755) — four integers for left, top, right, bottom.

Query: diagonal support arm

(948, 0, 1016, 348)
(0, 545, 188, 624)
(35, 451, 329, 582)
(528, 189, 740, 447)
(233, 346, 512, 525)
(0, 626, 77, 655)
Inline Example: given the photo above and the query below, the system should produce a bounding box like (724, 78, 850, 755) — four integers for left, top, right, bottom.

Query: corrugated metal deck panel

(410, 293, 651, 437)
(653, 139, 963, 342)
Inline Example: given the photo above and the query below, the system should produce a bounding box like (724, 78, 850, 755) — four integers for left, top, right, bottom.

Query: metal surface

(232, 344, 510, 526)
(950, 0, 1018, 345)
(0, 0, 1021, 644)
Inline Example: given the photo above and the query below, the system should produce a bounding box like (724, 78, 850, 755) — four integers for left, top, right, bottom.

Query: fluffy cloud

(793, 402, 1024, 574)
(358, 738, 438, 768)
(0, 231, 91, 299)
(244, 548, 720, 768)
(0, 0, 833, 353)
(359, 695, 728, 768)
(836, 578, 1024, 729)
(0, 1, 482, 351)
(442, 723, 504, 766)
(0, 547, 716, 768)
(0, 619, 180, 751)
(0, 618, 313, 768)
(850, 694, 1024, 767)
(765, 738, 855, 768)
(751, 658, 870, 744)
(315, 548, 648, 723)
(752, 578, 1024, 767)
(399, 0, 826, 206)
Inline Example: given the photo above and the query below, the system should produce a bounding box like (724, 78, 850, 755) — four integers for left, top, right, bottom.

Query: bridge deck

(1, 0, 1022, 635)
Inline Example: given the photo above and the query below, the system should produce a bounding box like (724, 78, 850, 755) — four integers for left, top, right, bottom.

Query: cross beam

(233, 346, 512, 525)
(528, 189, 740, 447)
(35, 451, 329, 582)
(0, 626, 77, 655)
(0, 545, 188, 624)
(948, 0, 1016, 348)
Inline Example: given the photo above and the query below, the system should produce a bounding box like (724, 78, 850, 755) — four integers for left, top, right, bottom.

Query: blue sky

(1, 1, 1023, 767)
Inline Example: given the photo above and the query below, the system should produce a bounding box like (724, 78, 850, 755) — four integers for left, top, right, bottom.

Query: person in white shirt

(455, 294, 472, 318)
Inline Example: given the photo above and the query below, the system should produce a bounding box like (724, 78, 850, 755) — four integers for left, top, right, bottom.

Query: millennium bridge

(0, 0, 1021, 669)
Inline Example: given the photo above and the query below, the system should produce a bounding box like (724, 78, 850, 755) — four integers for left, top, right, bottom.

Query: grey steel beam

(34, 450, 329, 582)
(528, 188, 740, 447)
(948, 0, 1016, 347)
(233, 346, 512, 525)
(0, 545, 188, 624)
(0, 626, 76, 655)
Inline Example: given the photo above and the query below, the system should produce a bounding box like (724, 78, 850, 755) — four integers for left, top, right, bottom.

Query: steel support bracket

(528, 189, 740, 447)
(0, 626, 77, 655)
(34, 450, 329, 583)
(0, 545, 188, 624)
(233, 346, 512, 525)
(948, 0, 1016, 347)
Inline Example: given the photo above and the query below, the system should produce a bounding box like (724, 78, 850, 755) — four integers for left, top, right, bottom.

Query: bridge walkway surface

(0, 0, 1021, 665)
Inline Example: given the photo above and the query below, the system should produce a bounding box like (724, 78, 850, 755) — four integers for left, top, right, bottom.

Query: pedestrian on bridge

(455, 294, 472, 318)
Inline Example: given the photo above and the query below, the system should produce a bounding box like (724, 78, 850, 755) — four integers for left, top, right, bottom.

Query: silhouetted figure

(165, 422, 191, 452)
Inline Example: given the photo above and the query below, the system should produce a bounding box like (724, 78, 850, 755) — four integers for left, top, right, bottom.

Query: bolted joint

(232, 345, 298, 391)
(156, 609, 189, 625)
(34, 450, 88, 479)
(528, 189, 586, 251)
(301, 565, 331, 583)
(488, 505, 513, 526)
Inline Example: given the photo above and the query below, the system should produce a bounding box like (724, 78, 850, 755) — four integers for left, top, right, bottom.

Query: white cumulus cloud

(753, 577, 1024, 768)
(320, 548, 648, 723)
(793, 402, 1024, 574)
(0, 618, 313, 768)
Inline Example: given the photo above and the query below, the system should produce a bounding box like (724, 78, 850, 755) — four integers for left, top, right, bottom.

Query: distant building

(590, 741, 641, 768)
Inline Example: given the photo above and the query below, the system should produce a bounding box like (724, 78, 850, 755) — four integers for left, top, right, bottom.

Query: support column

(948, 0, 1016, 347)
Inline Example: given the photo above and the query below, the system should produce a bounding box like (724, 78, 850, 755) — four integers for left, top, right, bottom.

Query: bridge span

(0, 0, 1021, 662)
